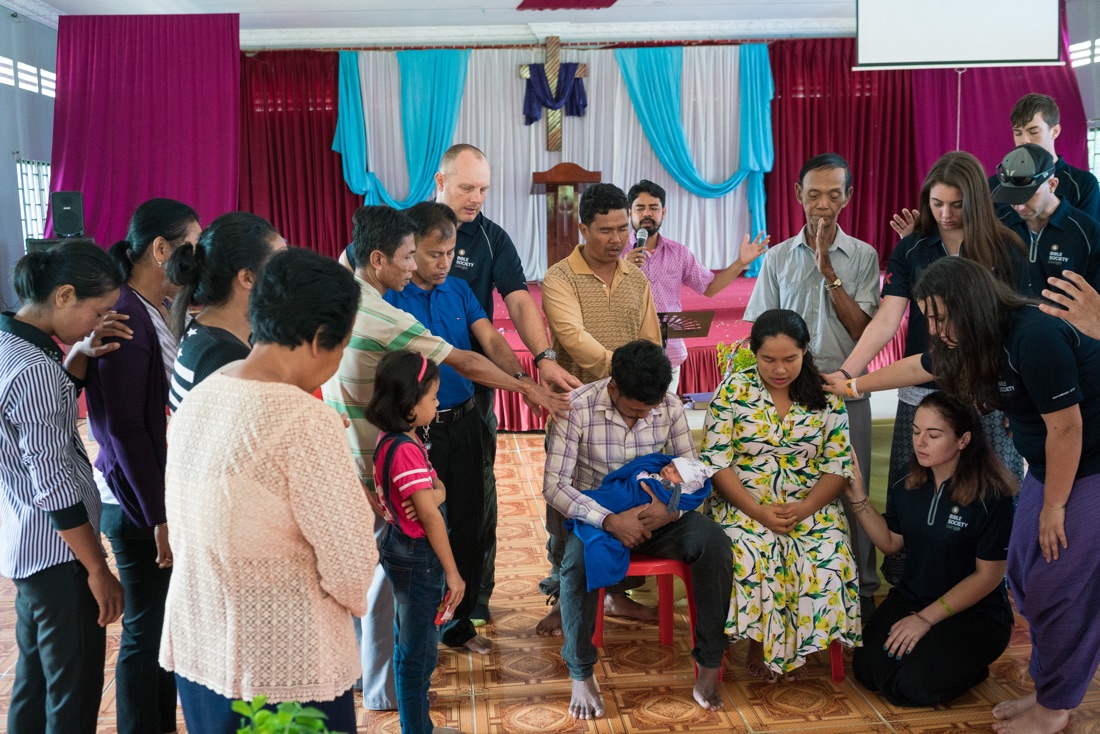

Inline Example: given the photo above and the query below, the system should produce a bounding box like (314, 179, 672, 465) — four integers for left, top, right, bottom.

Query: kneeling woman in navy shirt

(845, 391, 1016, 705)
(826, 255, 1100, 734)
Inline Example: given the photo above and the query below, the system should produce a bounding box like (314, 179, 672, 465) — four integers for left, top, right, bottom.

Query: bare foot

(463, 635, 493, 655)
(536, 601, 562, 636)
(745, 639, 778, 682)
(993, 693, 1037, 720)
(604, 591, 658, 622)
(569, 677, 606, 719)
(782, 667, 809, 682)
(693, 665, 723, 711)
(990, 701, 1069, 734)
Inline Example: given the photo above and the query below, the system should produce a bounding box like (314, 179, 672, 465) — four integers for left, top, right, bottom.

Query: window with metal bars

(15, 159, 51, 245)
(1089, 127, 1100, 184)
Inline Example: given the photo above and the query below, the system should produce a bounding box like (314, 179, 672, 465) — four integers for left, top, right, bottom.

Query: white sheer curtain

(359, 45, 751, 280)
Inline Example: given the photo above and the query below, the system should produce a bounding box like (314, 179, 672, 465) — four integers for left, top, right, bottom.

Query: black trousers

(426, 407, 490, 647)
(853, 589, 1012, 706)
(101, 504, 176, 734)
(473, 388, 497, 618)
(10, 561, 106, 734)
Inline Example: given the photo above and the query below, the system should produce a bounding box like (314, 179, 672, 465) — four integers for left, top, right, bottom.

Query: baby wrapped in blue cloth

(566, 453, 715, 591)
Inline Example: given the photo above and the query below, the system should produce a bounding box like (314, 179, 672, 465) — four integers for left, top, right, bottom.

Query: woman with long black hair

(703, 308, 861, 680)
(826, 256, 1100, 733)
(84, 197, 200, 734)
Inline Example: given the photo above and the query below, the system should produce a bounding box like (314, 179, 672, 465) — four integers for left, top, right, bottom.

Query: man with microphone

(625, 180, 768, 394)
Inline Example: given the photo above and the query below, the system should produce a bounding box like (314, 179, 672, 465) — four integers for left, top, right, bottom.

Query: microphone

(634, 228, 648, 250)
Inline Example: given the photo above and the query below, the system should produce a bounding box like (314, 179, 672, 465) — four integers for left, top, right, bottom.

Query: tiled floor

(1, 430, 1098, 732)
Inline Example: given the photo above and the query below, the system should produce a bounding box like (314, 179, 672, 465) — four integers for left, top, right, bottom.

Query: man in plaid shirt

(543, 340, 732, 719)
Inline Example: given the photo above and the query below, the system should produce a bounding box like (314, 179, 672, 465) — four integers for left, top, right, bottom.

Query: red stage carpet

(491, 275, 904, 431)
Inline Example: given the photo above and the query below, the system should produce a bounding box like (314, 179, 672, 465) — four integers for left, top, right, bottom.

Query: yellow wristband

(938, 596, 954, 617)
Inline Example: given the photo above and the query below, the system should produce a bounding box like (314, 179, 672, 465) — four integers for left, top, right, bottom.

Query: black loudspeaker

(51, 191, 85, 237)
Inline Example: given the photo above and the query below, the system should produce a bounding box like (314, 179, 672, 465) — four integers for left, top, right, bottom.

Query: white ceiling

(0, 0, 856, 47)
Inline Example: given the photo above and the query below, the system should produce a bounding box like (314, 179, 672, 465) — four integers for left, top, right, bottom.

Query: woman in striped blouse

(0, 242, 126, 733)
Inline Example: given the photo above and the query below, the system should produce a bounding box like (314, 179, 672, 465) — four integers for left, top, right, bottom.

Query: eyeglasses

(996, 164, 1053, 187)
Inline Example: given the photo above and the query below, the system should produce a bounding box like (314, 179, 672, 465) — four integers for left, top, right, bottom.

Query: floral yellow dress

(702, 366, 861, 674)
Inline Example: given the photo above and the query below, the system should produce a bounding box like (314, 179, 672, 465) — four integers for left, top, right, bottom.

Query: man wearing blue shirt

(384, 201, 553, 656)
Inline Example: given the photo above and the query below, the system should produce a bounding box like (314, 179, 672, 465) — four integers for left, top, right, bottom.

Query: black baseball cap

(992, 143, 1056, 205)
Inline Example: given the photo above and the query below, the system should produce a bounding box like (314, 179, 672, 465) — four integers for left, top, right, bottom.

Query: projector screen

(857, 0, 1061, 69)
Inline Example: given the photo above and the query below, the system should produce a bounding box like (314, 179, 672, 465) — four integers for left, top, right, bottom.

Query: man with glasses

(993, 143, 1100, 297)
(543, 340, 732, 720)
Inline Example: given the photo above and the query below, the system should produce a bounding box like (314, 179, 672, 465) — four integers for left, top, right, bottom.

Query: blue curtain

(615, 44, 774, 275)
(333, 49, 470, 208)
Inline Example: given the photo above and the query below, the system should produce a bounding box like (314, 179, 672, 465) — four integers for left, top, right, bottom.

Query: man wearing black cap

(993, 143, 1100, 297)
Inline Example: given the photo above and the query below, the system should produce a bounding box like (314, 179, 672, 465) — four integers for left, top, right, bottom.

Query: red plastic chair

(829, 639, 845, 683)
(591, 553, 847, 683)
(592, 553, 696, 647)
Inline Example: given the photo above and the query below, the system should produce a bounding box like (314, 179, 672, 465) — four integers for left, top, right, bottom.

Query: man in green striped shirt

(324, 205, 563, 712)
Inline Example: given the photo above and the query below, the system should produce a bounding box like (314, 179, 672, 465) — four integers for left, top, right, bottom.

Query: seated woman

(847, 391, 1016, 706)
(161, 248, 373, 734)
(702, 308, 861, 681)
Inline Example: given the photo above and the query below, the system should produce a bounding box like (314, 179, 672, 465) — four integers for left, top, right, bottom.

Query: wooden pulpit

(532, 163, 602, 271)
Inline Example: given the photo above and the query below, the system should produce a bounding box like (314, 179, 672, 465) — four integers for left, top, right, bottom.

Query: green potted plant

(716, 338, 756, 379)
(232, 696, 347, 734)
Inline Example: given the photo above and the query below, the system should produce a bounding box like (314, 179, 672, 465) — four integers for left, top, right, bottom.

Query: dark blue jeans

(559, 511, 733, 680)
(10, 561, 106, 734)
(380, 525, 445, 734)
(101, 504, 176, 734)
(175, 675, 356, 733)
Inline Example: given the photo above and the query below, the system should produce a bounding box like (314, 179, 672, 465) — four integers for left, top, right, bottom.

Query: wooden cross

(519, 36, 587, 152)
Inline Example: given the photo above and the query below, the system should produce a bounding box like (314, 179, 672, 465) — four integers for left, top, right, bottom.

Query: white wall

(0, 11, 56, 309)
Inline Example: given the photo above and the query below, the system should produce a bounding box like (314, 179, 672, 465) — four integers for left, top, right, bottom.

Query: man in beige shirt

(541, 183, 662, 384)
(537, 182, 663, 635)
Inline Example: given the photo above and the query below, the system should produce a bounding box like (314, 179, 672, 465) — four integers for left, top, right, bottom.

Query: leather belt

(434, 397, 475, 425)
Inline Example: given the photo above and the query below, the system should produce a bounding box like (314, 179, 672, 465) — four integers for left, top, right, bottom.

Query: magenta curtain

(911, 24, 1088, 178)
(48, 14, 240, 244)
(766, 38, 920, 266)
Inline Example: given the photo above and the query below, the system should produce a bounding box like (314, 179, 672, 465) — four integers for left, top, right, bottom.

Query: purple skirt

(1007, 471, 1100, 710)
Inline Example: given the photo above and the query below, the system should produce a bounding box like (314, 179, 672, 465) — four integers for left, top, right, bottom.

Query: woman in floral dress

(703, 309, 861, 680)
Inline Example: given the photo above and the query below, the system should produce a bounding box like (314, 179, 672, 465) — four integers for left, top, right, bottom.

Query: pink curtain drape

(48, 14, 240, 244)
(911, 18, 1088, 178)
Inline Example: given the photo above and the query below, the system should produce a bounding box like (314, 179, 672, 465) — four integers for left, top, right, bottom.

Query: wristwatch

(825, 277, 843, 291)
(514, 371, 530, 381)
(533, 348, 557, 365)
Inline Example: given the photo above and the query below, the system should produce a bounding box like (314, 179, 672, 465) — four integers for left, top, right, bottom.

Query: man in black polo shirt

(994, 143, 1100, 298)
(434, 144, 582, 625)
(989, 94, 1099, 221)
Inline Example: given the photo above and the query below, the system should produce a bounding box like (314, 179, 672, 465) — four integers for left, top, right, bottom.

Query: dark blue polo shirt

(884, 476, 1013, 626)
(384, 277, 487, 409)
(883, 233, 1027, 388)
(989, 158, 1100, 222)
(999, 200, 1100, 298)
(450, 212, 529, 322)
(921, 306, 1100, 481)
